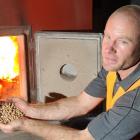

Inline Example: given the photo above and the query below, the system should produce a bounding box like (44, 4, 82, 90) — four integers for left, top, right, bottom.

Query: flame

(0, 36, 19, 81)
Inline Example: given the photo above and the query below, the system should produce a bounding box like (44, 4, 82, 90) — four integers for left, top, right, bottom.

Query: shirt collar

(116, 64, 140, 91)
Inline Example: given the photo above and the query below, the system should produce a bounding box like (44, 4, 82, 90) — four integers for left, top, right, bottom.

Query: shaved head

(114, 5, 140, 15)
(111, 5, 140, 33)
(108, 5, 140, 43)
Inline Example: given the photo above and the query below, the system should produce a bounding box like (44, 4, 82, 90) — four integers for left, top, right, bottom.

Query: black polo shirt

(84, 65, 140, 140)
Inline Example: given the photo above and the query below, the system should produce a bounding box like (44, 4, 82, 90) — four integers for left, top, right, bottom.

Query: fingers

(12, 97, 26, 105)
(0, 123, 14, 133)
(7, 97, 26, 104)
(0, 99, 26, 134)
(5, 97, 36, 118)
(9, 119, 23, 130)
(0, 119, 23, 133)
(6, 97, 28, 114)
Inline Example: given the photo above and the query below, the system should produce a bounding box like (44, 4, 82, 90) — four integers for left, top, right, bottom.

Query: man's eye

(119, 40, 129, 44)
(104, 34, 110, 40)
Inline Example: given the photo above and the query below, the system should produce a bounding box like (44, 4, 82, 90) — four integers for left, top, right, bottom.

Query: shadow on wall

(45, 92, 66, 103)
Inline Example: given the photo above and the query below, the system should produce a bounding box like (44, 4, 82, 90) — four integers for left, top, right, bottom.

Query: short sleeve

(84, 67, 107, 98)
(87, 88, 140, 140)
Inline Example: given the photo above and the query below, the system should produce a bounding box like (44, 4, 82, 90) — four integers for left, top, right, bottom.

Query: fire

(0, 36, 19, 81)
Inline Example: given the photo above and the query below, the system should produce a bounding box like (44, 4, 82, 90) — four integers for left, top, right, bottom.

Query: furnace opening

(0, 35, 27, 101)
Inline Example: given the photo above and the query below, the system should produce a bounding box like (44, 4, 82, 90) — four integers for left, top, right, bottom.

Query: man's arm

(23, 119, 94, 140)
(11, 91, 104, 120)
(0, 118, 94, 140)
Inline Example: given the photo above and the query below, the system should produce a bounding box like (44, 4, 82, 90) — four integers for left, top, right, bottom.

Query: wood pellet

(0, 102, 24, 124)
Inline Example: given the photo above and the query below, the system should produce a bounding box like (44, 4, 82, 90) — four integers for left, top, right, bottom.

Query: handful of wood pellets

(0, 102, 24, 124)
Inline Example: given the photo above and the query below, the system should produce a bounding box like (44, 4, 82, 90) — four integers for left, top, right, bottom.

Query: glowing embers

(0, 35, 27, 100)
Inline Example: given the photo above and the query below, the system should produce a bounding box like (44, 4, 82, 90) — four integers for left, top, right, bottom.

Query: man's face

(102, 13, 140, 71)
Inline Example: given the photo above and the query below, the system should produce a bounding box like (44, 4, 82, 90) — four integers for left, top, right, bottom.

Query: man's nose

(104, 41, 116, 53)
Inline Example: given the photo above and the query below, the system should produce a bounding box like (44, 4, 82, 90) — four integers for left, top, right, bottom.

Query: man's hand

(8, 97, 40, 119)
(0, 119, 24, 133)
(9, 97, 29, 116)
(0, 117, 94, 140)
(9, 92, 103, 121)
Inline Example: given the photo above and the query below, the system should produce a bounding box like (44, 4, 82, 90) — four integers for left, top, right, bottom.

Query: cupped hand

(6, 97, 31, 118)
(0, 119, 24, 133)
(8, 97, 39, 119)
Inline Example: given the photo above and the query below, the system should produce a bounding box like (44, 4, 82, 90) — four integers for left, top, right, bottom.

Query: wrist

(21, 117, 31, 131)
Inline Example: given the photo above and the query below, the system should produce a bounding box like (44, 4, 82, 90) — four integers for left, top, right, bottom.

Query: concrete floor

(0, 131, 43, 140)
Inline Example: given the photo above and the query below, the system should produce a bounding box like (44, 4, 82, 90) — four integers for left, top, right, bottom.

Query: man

(0, 4, 140, 140)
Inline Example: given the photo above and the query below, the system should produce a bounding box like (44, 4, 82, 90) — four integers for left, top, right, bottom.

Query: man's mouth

(104, 56, 117, 64)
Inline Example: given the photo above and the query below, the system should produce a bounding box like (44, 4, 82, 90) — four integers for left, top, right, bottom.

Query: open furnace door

(35, 32, 102, 103)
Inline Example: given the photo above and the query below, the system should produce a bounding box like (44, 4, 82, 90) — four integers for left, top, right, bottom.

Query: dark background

(93, 0, 140, 32)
